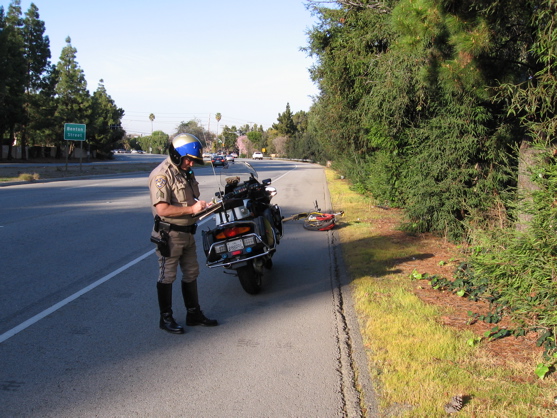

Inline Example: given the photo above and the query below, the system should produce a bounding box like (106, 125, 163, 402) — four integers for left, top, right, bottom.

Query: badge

(155, 175, 167, 189)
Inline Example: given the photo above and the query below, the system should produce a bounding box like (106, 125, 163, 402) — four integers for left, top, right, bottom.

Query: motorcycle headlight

(265, 186, 277, 197)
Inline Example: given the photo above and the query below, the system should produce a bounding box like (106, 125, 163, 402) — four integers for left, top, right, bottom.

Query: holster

(151, 216, 171, 257)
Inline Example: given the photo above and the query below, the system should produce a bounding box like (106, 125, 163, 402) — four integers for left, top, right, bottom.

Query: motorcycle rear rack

(206, 247, 276, 269)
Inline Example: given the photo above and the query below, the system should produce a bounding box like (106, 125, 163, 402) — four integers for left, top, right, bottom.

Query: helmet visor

(185, 154, 204, 165)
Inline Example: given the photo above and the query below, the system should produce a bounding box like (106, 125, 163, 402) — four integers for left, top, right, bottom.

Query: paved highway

(0, 159, 376, 417)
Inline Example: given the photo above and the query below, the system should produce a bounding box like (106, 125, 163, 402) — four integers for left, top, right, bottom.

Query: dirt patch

(367, 207, 544, 371)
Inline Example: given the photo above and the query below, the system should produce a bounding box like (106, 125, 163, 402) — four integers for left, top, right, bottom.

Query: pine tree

(0, 7, 9, 159)
(90, 79, 124, 158)
(1, 0, 26, 159)
(272, 103, 297, 137)
(19, 2, 51, 159)
(27, 63, 58, 156)
(53, 36, 91, 157)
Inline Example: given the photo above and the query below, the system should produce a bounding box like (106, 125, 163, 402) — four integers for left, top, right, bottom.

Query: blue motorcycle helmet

(169, 133, 204, 166)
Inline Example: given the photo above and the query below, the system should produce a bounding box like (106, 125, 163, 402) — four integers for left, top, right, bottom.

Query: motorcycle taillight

(215, 225, 251, 240)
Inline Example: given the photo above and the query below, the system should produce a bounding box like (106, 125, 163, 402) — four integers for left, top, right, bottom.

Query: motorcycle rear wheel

(237, 262, 262, 294)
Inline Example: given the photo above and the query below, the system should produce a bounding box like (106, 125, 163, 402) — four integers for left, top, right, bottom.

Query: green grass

(326, 168, 557, 417)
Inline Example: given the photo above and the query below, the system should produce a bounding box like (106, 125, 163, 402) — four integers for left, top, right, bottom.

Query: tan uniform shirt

(148, 157, 200, 226)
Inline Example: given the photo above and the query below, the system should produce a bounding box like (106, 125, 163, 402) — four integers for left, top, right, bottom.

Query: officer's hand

(192, 200, 207, 214)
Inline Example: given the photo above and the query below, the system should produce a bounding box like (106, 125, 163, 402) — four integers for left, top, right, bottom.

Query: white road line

(0, 250, 155, 344)
(0, 167, 296, 344)
(0, 216, 212, 344)
(272, 165, 297, 183)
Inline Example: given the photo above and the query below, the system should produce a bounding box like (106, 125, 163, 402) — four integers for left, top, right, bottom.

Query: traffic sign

(64, 123, 86, 141)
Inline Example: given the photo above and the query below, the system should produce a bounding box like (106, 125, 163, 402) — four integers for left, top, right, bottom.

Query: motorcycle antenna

(209, 158, 224, 200)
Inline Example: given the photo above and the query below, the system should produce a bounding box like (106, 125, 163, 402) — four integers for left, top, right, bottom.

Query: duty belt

(154, 215, 197, 234)
(168, 223, 197, 233)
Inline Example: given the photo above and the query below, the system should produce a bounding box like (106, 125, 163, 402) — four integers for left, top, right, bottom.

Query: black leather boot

(157, 282, 184, 334)
(181, 281, 218, 326)
(186, 306, 218, 327)
(181, 280, 199, 309)
(160, 311, 184, 334)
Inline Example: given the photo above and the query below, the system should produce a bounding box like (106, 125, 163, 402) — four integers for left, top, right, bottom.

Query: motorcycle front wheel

(237, 262, 262, 295)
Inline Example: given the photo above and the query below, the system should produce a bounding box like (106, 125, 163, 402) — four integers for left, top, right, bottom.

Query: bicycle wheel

(303, 212, 336, 231)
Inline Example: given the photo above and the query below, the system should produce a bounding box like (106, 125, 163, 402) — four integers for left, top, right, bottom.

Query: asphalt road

(0, 159, 377, 417)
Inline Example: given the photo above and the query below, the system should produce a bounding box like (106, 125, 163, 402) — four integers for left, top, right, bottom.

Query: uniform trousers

(156, 230, 199, 284)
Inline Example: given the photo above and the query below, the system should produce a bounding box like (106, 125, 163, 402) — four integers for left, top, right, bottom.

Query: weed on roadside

(17, 172, 40, 181)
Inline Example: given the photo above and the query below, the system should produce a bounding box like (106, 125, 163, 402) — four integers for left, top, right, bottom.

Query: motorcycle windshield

(220, 161, 258, 190)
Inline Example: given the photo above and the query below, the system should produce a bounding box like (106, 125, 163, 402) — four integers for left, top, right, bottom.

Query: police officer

(148, 133, 218, 334)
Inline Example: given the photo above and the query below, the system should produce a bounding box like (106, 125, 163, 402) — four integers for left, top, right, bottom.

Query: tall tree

(221, 125, 238, 150)
(90, 79, 124, 158)
(0, 6, 9, 159)
(247, 130, 263, 151)
(149, 130, 169, 154)
(53, 36, 90, 157)
(272, 103, 297, 137)
(26, 63, 58, 156)
(305, 0, 390, 169)
(2, 0, 26, 159)
(495, 0, 557, 230)
(19, 2, 50, 159)
(149, 113, 155, 133)
(215, 112, 221, 143)
(175, 119, 209, 147)
(306, 0, 535, 239)
(389, 0, 536, 237)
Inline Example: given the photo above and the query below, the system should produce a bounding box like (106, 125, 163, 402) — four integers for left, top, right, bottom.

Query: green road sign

(64, 123, 86, 141)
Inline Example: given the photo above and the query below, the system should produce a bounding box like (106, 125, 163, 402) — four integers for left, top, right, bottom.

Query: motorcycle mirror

(262, 178, 272, 185)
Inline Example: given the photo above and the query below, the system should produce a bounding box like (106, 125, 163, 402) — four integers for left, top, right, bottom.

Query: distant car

(252, 151, 263, 160)
(211, 155, 227, 167)
(225, 154, 235, 163)
(202, 153, 212, 160)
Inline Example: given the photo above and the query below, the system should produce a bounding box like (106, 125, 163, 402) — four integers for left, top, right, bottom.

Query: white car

(252, 151, 263, 160)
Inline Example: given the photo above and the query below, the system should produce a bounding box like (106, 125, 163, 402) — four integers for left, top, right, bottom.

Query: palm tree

(215, 113, 222, 150)
(149, 113, 155, 153)
(149, 113, 155, 133)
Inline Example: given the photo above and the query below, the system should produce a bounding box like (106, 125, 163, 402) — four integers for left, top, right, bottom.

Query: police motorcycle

(195, 162, 283, 294)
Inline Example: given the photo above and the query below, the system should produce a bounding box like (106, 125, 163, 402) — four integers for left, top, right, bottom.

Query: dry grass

(16, 172, 40, 181)
(326, 168, 557, 417)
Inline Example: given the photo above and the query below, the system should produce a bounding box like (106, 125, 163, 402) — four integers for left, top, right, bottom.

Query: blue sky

(5, 0, 320, 135)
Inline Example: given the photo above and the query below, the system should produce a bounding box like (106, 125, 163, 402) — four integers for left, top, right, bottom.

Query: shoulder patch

(155, 175, 167, 189)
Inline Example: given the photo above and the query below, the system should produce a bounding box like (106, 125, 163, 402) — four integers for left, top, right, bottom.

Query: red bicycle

(283, 201, 344, 231)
